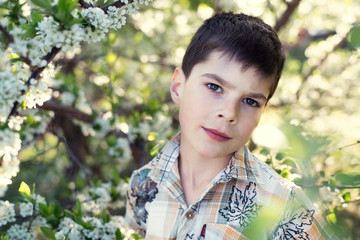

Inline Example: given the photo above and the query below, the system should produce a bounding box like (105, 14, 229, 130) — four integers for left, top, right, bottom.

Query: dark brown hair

(181, 12, 285, 101)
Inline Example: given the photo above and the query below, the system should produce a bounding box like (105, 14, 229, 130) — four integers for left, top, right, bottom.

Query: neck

(177, 140, 233, 206)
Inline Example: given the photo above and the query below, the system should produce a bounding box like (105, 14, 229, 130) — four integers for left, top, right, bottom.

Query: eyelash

(206, 83, 222, 93)
(206, 83, 260, 107)
(242, 98, 259, 107)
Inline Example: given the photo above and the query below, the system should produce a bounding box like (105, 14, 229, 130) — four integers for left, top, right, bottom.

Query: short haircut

(181, 12, 285, 101)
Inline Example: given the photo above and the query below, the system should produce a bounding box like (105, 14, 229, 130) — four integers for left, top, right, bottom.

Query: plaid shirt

(125, 134, 336, 239)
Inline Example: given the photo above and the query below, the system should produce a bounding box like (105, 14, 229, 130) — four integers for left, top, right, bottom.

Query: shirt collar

(225, 146, 263, 184)
(149, 133, 263, 185)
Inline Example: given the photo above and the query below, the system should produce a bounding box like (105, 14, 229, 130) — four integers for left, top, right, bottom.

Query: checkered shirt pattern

(125, 134, 337, 239)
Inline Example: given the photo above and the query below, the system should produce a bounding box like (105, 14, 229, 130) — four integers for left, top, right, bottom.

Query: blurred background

(3, 0, 360, 238)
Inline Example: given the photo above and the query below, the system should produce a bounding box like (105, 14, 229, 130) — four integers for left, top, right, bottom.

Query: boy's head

(181, 12, 285, 102)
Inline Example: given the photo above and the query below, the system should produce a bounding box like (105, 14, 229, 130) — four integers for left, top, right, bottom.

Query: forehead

(189, 51, 273, 97)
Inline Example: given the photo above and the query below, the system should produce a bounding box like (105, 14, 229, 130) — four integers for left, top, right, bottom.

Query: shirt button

(185, 211, 194, 219)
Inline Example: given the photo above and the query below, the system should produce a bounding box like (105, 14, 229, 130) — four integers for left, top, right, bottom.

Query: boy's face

(170, 51, 272, 160)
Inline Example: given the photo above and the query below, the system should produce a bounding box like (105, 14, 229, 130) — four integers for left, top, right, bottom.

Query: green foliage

(1, 0, 360, 239)
(31, 0, 52, 11)
(40, 227, 56, 240)
(348, 25, 360, 49)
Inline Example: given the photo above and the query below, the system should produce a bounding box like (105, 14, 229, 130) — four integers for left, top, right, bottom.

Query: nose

(217, 102, 238, 124)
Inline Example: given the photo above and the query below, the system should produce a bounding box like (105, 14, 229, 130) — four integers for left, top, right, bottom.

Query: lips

(203, 127, 231, 142)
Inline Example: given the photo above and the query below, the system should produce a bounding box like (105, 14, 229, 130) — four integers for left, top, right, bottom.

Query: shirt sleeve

(270, 186, 338, 240)
(124, 171, 142, 235)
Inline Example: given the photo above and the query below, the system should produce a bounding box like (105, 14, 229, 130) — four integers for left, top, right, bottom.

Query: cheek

(239, 109, 262, 131)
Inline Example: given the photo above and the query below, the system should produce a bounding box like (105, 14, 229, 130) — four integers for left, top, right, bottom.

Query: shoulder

(128, 160, 157, 190)
(247, 154, 337, 239)
(250, 152, 298, 198)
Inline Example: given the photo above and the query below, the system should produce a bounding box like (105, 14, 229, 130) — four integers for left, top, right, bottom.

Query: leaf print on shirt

(130, 169, 159, 227)
(184, 233, 194, 239)
(271, 208, 315, 240)
(219, 182, 261, 227)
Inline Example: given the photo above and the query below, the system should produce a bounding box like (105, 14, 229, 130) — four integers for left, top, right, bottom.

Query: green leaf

(75, 199, 82, 216)
(260, 148, 269, 156)
(10, 58, 21, 63)
(100, 210, 110, 223)
(31, 0, 53, 11)
(112, 168, 120, 185)
(342, 192, 351, 202)
(334, 172, 360, 185)
(280, 168, 289, 178)
(107, 135, 117, 146)
(131, 233, 143, 240)
(329, 177, 336, 191)
(19, 181, 31, 196)
(40, 227, 56, 240)
(38, 203, 51, 217)
(116, 228, 124, 240)
(275, 152, 284, 160)
(73, 216, 93, 230)
(56, 0, 77, 26)
(22, 24, 37, 38)
(348, 25, 360, 49)
(326, 212, 337, 224)
(31, 11, 43, 24)
(293, 177, 303, 185)
(281, 159, 297, 168)
(54, 204, 62, 218)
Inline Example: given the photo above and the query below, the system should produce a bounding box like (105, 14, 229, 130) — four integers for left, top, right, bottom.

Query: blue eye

(207, 83, 222, 93)
(243, 98, 259, 107)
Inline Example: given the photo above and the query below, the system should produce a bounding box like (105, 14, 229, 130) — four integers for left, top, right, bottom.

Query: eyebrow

(201, 73, 268, 101)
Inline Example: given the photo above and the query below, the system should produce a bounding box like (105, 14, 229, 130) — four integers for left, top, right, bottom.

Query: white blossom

(108, 137, 132, 162)
(0, 70, 26, 121)
(88, 183, 112, 208)
(8, 115, 26, 131)
(61, 91, 76, 106)
(24, 78, 52, 109)
(0, 128, 21, 162)
(55, 217, 83, 240)
(6, 222, 37, 240)
(32, 193, 47, 211)
(0, 200, 16, 227)
(0, 155, 20, 197)
(19, 202, 34, 217)
(81, 8, 112, 32)
(93, 117, 111, 137)
(9, 29, 28, 56)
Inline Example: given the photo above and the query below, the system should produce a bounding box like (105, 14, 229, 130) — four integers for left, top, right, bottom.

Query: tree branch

(78, 0, 92, 8)
(295, 37, 347, 99)
(0, 24, 33, 67)
(39, 100, 93, 123)
(7, 47, 61, 120)
(274, 0, 302, 32)
(101, 0, 134, 13)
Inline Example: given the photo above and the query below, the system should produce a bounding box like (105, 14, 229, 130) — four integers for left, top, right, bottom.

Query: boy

(125, 12, 336, 239)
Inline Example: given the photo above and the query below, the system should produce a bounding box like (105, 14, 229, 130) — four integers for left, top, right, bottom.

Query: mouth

(203, 127, 231, 142)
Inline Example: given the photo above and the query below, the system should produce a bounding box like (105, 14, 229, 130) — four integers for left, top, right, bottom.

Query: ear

(170, 67, 185, 105)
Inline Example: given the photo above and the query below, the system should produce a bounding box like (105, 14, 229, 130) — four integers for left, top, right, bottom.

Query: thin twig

(274, 0, 302, 32)
(295, 37, 347, 99)
(101, 0, 134, 13)
(51, 131, 92, 187)
(339, 141, 360, 150)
